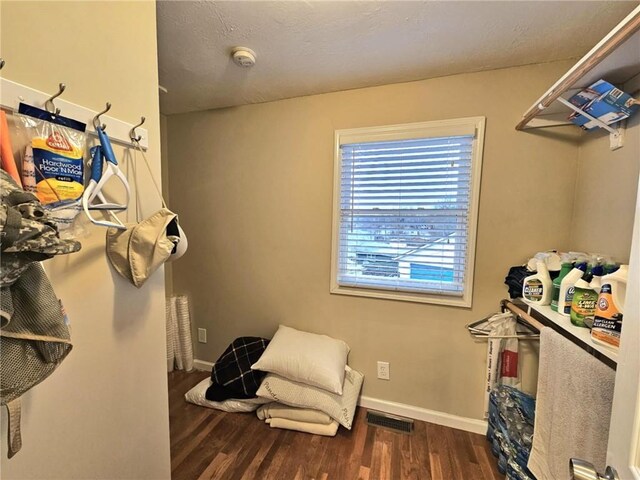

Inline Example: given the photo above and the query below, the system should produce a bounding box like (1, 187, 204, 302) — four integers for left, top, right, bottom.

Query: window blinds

(337, 135, 474, 296)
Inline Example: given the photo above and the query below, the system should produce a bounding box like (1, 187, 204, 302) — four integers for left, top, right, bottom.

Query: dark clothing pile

(504, 266, 531, 299)
(206, 336, 270, 402)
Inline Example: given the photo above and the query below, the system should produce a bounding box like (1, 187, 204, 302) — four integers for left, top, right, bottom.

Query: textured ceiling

(157, 1, 638, 115)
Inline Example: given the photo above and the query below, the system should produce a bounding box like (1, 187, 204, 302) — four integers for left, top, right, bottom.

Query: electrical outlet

(377, 361, 390, 380)
(198, 328, 207, 343)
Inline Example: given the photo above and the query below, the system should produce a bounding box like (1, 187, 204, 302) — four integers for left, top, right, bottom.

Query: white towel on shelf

(527, 328, 615, 480)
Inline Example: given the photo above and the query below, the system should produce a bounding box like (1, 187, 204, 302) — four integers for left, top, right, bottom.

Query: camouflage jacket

(0, 170, 81, 287)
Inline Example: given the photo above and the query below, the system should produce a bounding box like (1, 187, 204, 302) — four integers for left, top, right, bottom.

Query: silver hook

(0, 58, 5, 71)
(129, 116, 146, 142)
(92, 102, 112, 131)
(44, 83, 66, 116)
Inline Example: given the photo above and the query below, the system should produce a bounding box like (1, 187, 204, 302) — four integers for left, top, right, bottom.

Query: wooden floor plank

(443, 424, 468, 478)
(397, 429, 419, 480)
(412, 419, 433, 480)
(196, 452, 236, 480)
(224, 419, 270, 480)
(251, 428, 286, 479)
(426, 424, 455, 480)
(358, 465, 371, 480)
(429, 452, 444, 480)
(265, 430, 296, 479)
(175, 413, 250, 480)
(306, 427, 333, 479)
(168, 371, 501, 480)
(470, 431, 504, 480)
(360, 418, 377, 469)
(171, 412, 225, 473)
(343, 409, 370, 479)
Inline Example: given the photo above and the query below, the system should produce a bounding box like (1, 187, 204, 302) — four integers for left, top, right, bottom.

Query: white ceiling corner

(157, 0, 639, 115)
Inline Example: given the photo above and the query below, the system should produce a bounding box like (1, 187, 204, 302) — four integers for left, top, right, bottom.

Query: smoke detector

(231, 47, 256, 68)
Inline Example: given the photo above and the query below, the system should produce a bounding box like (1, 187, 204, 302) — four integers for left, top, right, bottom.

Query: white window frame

(330, 117, 486, 308)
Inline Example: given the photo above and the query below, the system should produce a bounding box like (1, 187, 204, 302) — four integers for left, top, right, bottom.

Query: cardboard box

(567, 79, 639, 130)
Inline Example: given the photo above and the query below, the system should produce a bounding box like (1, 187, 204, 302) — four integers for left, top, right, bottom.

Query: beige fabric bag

(106, 208, 177, 288)
(105, 139, 187, 287)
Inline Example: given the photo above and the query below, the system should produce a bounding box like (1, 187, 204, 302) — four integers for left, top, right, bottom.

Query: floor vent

(366, 410, 414, 434)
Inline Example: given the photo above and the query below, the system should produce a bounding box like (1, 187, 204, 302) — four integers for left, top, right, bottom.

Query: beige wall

(1, 2, 170, 478)
(571, 114, 639, 263)
(167, 61, 579, 419)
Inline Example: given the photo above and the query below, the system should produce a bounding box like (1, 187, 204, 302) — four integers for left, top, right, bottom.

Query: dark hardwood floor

(169, 370, 502, 480)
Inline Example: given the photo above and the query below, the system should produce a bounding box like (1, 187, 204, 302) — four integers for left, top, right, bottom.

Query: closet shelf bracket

(555, 97, 626, 151)
(515, 5, 640, 152)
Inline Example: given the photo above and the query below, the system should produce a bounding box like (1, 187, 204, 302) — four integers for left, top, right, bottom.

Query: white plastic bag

(483, 312, 521, 418)
(15, 105, 87, 235)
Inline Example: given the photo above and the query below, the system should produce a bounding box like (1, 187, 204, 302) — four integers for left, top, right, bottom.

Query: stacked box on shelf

(567, 79, 640, 130)
(486, 385, 536, 480)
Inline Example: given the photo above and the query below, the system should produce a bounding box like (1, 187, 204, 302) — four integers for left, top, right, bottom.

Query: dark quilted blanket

(206, 336, 269, 402)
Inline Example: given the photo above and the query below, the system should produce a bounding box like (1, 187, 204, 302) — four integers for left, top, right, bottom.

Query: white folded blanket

(266, 417, 339, 436)
(256, 402, 333, 425)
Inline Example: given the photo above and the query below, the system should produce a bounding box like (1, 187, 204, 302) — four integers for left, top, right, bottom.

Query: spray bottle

(570, 274, 598, 328)
(522, 258, 553, 306)
(551, 254, 573, 312)
(589, 263, 605, 293)
(558, 260, 588, 317)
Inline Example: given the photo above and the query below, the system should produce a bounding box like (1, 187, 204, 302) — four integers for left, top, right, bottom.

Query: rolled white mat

(171, 297, 184, 370)
(165, 298, 175, 372)
(174, 295, 194, 372)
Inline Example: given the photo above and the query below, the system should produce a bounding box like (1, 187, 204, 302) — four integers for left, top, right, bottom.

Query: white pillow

(251, 325, 350, 394)
(185, 378, 270, 413)
(256, 366, 364, 429)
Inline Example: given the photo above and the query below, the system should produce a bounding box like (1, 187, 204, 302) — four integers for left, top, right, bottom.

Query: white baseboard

(191, 359, 486, 435)
(358, 395, 487, 435)
(193, 359, 214, 371)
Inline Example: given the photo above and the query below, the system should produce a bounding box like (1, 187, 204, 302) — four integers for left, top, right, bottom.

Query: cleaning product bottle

(551, 257, 573, 312)
(526, 251, 561, 273)
(591, 265, 628, 349)
(589, 264, 604, 293)
(608, 264, 628, 309)
(603, 259, 619, 275)
(558, 262, 587, 317)
(570, 274, 598, 328)
(522, 261, 553, 306)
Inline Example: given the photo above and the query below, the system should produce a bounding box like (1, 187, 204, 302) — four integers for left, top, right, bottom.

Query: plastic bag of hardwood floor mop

(15, 104, 87, 235)
(483, 312, 521, 418)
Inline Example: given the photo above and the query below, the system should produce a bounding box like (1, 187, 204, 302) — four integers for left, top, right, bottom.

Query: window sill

(330, 284, 472, 308)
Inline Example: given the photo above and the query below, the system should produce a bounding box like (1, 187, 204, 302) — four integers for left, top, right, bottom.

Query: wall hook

(44, 83, 66, 116)
(129, 116, 146, 142)
(0, 58, 5, 71)
(92, 102, 112, 131)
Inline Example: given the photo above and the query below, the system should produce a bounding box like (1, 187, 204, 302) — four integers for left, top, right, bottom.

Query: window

(330, 117, 485, 307)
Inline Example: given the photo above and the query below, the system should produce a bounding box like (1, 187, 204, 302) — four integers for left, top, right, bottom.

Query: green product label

(570, 288, 598, 327)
